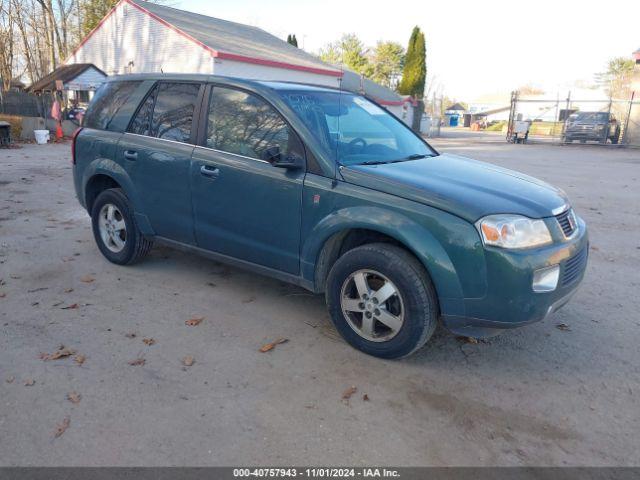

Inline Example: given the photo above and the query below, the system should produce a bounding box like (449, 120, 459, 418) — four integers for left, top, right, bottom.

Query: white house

(64, 0, 408, 117)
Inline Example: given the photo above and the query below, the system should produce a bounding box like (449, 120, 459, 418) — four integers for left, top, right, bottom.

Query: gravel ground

(0, 136, 639, 466)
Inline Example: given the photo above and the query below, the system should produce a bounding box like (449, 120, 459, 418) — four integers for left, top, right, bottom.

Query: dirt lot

(1, 135, 639, 466)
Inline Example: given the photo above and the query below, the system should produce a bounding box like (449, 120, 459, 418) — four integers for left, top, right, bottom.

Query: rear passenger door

(190, 85, 306, 274)
(119, 81, 203, 244)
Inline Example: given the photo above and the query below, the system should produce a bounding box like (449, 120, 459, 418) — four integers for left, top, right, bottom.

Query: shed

(28, 63, 107, 106)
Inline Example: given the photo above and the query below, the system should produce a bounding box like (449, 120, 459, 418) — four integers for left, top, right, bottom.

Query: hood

(339, 153, 568, 222)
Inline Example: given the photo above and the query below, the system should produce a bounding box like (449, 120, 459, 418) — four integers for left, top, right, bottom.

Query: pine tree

(287, 34, 298, 48)
(398, 26, 426, 97)
(398, 26, 426, 132)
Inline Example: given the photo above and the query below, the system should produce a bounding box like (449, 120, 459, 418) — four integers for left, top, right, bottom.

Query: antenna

(333, 61, 343, 186)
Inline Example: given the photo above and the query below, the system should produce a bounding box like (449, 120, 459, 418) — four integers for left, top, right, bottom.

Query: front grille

(562, 246, 588, 286)
(556, 208, 577, 238)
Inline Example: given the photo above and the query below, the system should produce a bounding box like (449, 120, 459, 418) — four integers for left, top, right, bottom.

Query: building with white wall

(64, 0, 408, 117)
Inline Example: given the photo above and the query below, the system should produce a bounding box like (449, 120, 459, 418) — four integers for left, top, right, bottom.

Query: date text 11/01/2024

(233, 468, 400, 477)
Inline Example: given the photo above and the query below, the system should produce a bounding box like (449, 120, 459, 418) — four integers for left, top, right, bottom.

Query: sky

(179, 0, 640, 101)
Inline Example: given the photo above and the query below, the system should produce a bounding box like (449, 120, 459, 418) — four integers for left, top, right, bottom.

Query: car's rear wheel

(326, 243, 438, 359)
(91, 188, 153, 265)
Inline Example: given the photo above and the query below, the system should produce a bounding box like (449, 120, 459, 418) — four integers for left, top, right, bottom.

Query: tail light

(71, 127, 82, 165)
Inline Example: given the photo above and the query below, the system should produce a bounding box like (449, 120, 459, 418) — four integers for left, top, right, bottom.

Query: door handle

(123, 150, 138, 161)
(200, 165, 220, 179)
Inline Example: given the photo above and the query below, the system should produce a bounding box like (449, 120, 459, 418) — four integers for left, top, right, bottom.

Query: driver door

(190, 86, 306, 274)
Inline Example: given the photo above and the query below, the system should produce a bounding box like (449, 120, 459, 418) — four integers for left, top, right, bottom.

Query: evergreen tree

(398, 26, 426, 132)
(319, 34, 371, 76)
(81, 0, 119, 37)
(398, 26, 426, 97)
(287, 34, 298, 48)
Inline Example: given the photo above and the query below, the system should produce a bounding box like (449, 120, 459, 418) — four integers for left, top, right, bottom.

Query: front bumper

(442, 217, 589, 337)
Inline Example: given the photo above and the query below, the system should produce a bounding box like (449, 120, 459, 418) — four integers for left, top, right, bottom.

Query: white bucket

(34, 129, 50, 145)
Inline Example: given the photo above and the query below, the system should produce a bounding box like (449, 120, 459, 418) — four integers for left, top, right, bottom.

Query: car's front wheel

(326, 243, 438, 359)
(91, 188, 153, 265)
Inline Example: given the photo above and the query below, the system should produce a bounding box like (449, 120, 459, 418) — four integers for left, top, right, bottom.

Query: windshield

(569, 112, 609, 123)
(277, 90, 436, 166)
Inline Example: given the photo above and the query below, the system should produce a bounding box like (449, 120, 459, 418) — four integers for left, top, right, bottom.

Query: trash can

(34, 129, 50, 144)
(0, 121, 11, 147)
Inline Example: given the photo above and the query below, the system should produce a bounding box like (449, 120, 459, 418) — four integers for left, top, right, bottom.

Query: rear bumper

(442, 218, 588, 337)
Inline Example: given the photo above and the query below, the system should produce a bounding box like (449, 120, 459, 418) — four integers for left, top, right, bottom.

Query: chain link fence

(506, 91, 640, 147)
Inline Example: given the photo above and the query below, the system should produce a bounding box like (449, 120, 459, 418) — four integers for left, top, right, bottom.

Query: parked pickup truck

(72, 74, 588, 358)
(564, 111, 620, 144)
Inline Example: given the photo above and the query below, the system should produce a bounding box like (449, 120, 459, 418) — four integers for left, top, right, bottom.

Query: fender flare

(300, 206, 466, 316)
(82, 159, 154, 236)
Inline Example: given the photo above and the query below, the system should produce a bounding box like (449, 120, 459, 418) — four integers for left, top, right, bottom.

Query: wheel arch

(301, 206, 466, 316)
(81, 159, 154, 236)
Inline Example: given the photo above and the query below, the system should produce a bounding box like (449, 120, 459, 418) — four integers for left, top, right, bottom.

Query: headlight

(476, 214, 552, 249)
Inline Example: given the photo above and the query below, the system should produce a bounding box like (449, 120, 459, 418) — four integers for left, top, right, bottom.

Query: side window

(206, 87, 303, 162)
(84, 81, 140, 130)
(128, 91, 155, 136)
(128, 82, 200, 143)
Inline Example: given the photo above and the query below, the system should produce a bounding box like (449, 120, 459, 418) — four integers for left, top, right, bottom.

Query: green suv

(72, 74, 588, 358)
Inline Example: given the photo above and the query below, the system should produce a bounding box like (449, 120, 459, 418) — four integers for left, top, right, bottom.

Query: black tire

(91, 188, 153, 265)
(326, 243, 438, 359)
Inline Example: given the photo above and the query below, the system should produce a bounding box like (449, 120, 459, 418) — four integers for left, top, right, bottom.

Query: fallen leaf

(556, 323, 571, 331)
(342, 386, 357, 400)
(64, 288, 74, 293)
(6, 376, 15, 384)
(24, 378, 35, 386)
(61, 303, 79, 310)
(27, 287, 48, 293)
(185, 315, 204, 326)
(41, 346, 76, 361)
(363, 394, 370, 401)
(9, 274, 21, 279)
(182, 355, 195, 367)
(590, 246, 600, 252)
(259, 337, 288, 352)
(458, 336, 478, 344)
(67, 391, 81, 404)
(74, 354, 86, 365)
(125, 332, 137, 338)
(80, 275, 95, 283)
(142, 338, 155, 346)
(54, 417, 70, 438)
(0, 293, 5, 298)
(128, 357, 145, 366)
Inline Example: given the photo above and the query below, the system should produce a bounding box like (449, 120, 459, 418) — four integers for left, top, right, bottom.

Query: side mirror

(263, 146, 304, 170)
(273, 154, 304, 170)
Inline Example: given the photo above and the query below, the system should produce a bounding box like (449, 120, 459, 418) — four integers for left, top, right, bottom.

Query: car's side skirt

(154, 237, 315, 292)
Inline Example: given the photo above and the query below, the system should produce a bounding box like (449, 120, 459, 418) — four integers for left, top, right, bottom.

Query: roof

(445, 102, 466, 111)
(28, 64, 106, 92)
(339, 69, 405, 106)
(126, 0, 341, 77)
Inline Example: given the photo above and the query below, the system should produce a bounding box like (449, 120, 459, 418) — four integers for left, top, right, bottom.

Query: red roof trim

(64, 0, 126, 63)
(375, 99, 405, 106)
(125, 0, 218, 56)
(213, 51, 343, 77)
(67, 0, 342, 78)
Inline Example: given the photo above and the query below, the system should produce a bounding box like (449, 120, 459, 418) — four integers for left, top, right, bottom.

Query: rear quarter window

(83, 81, 141, 130)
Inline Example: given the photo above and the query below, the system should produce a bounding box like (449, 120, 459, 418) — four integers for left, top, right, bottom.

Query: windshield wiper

(359, 160, 389, 165)
(358, 153, 434, 166)
(398, 153, 432, 161)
